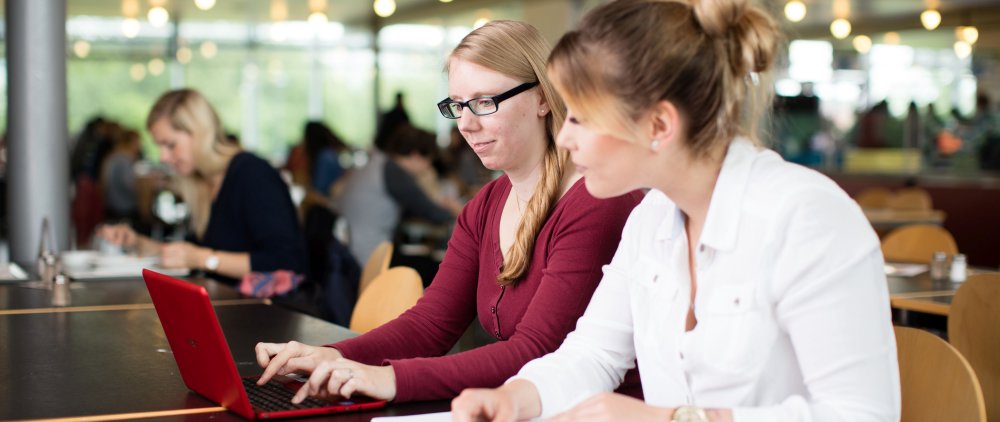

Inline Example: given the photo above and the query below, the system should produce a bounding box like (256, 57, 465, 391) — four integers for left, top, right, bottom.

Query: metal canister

(930, 251, 949, 281)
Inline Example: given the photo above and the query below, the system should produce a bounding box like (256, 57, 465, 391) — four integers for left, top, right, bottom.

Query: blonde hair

(447, 20, 568, 286)
(147, 89, 240, 238)
(548, 0, 780, 159)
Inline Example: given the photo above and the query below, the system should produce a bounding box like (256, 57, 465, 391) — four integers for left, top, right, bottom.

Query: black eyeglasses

(437, 82, 539, 119)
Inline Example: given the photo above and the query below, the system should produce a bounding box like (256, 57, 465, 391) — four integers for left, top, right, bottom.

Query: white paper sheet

(884, 263, 929, 277)
(372, 412, 453, 422)
(372, 411, 542, 421)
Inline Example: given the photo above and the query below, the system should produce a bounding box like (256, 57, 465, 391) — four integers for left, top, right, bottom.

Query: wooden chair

(896, 326, 986, 422)
(881, 224, 958, 264)
(359, 241, 393, 295)
(949, 273, 1000, 422)
(887, 187, 933, 211)
(349, 266, 423, 334)
(855, 187, 892, 209)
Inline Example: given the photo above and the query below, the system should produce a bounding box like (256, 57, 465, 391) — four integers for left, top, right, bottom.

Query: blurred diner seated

(97, 89, 306, 295)
(284, 121, 350, 215)
(100, 128, 142, 224)
(333, 123, 461, 266)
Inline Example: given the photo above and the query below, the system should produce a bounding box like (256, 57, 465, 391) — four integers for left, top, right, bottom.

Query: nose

(456, 109, 481, 133)
(158, 147, 173, 165)
(555, 124, 575, 151)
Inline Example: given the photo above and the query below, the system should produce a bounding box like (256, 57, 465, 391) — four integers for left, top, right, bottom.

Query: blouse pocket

(691, 283, 776, 375)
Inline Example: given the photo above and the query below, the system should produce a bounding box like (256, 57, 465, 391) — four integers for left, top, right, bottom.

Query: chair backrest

(888, 187, 933, 211)
(349, 266, 423, 334)
(896, 326, 986, 422)
(855, 187, 892, 209)
(359, 241, 393, 294)
(949, 273, 1000, 422)
(881, 224, 958, 264)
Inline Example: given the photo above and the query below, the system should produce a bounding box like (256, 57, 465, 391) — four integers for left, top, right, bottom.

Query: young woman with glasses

(254, 20, 643, 404)
(452, 1, 900, 421)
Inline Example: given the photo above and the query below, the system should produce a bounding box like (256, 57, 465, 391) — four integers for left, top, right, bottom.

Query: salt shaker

(930, 251, 949, 281)
(950, 253, 967, 283)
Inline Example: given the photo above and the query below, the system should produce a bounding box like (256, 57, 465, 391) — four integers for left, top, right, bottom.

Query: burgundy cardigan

(330, 175, 643, 402)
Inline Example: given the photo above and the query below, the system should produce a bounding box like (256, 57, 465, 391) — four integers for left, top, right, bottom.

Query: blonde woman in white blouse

(451, 1, 901, 421)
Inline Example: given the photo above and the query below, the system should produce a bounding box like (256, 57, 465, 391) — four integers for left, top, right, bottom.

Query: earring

(650, 139, 660, 151)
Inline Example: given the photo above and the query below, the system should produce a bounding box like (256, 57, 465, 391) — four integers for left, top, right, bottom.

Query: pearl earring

(650, 140, 660, 151)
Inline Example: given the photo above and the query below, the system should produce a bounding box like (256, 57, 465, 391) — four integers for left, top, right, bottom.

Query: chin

(583, 177, 625, 199)
(477, 157, 504, 172)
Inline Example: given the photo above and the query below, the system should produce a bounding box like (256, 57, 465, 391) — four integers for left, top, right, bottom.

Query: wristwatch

(672, 406, 709, 422)
(204, 252, 220, 271)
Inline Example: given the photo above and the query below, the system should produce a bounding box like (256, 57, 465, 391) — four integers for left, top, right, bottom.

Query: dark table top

(886, 270, 964, 297)
(0, 301, 451, 420)
(0, 277, 257, 312)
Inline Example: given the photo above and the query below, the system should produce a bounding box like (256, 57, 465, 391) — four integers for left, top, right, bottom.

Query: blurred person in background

(334, 123, 461, 266)
(98, 89, 306, 294)
(101, 128, 142, 224)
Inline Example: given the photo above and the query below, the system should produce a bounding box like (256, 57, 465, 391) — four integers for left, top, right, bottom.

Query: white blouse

(513, 139, 901, 421)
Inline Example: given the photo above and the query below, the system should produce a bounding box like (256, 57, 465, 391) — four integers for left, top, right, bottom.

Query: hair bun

(689, 0, 777, 75)
(689, 0, 747, 38)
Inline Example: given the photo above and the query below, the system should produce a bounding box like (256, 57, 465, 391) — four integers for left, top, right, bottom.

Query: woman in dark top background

(98, 89, 306, 287)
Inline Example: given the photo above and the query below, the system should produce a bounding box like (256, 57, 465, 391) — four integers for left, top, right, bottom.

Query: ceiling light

(784, 1, 806, 23)
(374, 0, 396, 18)
(959, 26, 979, 44)
(177, 47, 193, 64)
(200, 41, 218, 59)
(954, 40, 972, 59)
(73, 40, 91, 58)
(148, 58, 165, 76)
(270, 0, 288, 21)
(122, 0, 139, 18)
(122, 18, 140, 38)
(920, 9, 941, 30)
(308, 12, 328, 25)
(852, 35, 872, 54)
(440, 0, 452, 2)
(148, 6, 169, 27)
(883, 32, 901, 45)
(130, 63, 146, 81)
(473, 18, 490, 29)
(194, 0, 216, 11)
(830, 18, 851, 39)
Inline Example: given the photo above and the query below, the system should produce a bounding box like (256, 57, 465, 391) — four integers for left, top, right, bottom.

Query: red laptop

(143, 269, 387, 419)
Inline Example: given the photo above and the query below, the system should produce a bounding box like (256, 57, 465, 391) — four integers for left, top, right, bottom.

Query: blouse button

(699, 244, 705, 252)
(494, 330, 500, 337)
(490, 306, 496, 313)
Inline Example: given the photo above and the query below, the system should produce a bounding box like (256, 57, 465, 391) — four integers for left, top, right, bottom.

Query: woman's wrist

(501, 379, 542, 420)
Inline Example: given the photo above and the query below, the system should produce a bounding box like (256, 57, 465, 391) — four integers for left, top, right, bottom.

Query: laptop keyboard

(242, 377, 334, 411)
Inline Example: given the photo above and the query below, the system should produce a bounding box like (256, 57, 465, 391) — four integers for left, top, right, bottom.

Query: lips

(470, 140, 496, 154)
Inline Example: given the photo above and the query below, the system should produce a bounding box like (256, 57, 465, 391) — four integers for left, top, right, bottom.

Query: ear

(536, 91, 550, 117)
(648, 100, 680, 151)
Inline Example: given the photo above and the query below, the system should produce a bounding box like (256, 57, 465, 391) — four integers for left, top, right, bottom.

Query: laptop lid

(142, 269, 385, 420)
